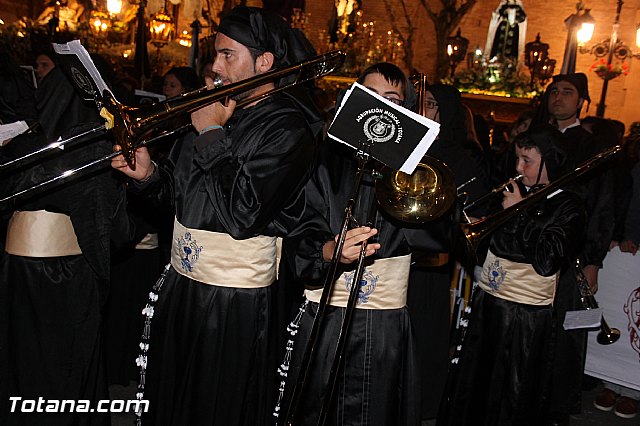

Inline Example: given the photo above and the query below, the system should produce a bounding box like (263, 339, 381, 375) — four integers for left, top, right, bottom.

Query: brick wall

(304, 0, 640, 128)
(0, 0, 36, 22)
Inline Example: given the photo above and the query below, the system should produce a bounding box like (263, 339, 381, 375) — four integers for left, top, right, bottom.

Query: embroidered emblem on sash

(176, 232, 203, 272)
(487, 259, 507, 291)
(344, 268, 379, 304)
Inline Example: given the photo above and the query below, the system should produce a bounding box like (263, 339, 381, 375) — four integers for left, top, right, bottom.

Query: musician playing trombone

(110, 6, 323, 425)
(275, 63, 452, 426)
(438, 124, 587, 426)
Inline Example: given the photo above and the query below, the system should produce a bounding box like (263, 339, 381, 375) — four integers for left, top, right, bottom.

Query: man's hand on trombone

(111, 145, 155, 182)
(191, 76, 236, 133)
(322, 226, 380, 264)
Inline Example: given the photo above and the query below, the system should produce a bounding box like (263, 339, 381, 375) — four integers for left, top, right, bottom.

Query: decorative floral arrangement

(442, 57, 540, 99)
(590, 59, 629, 81)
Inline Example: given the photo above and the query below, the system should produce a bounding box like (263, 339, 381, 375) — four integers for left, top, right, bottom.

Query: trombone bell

(375, 157, 457, 223)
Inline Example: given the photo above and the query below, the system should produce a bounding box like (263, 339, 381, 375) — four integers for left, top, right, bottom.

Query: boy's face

(515, 145, 549, 187)
(361, 72, 405, 107)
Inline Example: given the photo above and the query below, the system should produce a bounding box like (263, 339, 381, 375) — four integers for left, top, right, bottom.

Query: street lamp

(560, 1, 595, 74)
(447, 28, 469, 77)
(578, 0, 640, 117)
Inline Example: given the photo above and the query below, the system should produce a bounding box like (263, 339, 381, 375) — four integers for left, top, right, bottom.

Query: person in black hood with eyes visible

(276, 62, 424, 426)
(403, 83, 490, 421)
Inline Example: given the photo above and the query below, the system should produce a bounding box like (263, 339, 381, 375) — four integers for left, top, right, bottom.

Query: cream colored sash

(305, 254, 411, 310)
(479, 249, 557, 305)
(135, 233, 159, 250)
(170, 218, 276, 288)
(5, 210, 82, 257)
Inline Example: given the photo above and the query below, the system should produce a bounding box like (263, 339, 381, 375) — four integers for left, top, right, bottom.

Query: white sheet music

(52, 40, 113, 98)
(563, 308, 602, 330)
(0, 121, 29, 146)
(328, 82, 439, 174)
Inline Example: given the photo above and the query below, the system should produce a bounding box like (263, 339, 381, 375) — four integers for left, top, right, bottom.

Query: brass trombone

(374, 73, 458, 223)
(462, 174, 524, 213)
(101, 50, 346, 168)
(0, 50, 346, 204)
(459, 144, 622, 256)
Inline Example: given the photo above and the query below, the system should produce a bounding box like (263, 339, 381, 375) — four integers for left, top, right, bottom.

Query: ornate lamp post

(447, 27, 469, 77)
(525, 33, 549, 88)
(579, 0, 640, 117)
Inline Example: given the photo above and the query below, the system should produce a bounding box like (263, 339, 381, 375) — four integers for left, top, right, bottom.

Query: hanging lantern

(446, 27, 469, 76)
(149, 7, 175, 47)
(177, 29, 192, 47)
(89, 9, 111, 38)
(524, 33, 549, 68)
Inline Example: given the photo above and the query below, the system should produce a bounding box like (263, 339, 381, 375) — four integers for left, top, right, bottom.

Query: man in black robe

(0, 64, 130, 425)
(534, 72, 615, 425)
(110, 6, 322, 425)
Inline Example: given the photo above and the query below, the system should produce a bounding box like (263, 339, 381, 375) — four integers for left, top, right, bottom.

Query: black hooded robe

(438, 188, 586, 426)
(0, 66, 130, 426)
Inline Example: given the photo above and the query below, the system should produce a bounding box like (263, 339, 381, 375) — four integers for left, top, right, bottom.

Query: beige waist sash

(170, 218, 276, 288)
(478, 249, 557, 305)
(5, 210, 82, 257)
(305, 254, 411, 310)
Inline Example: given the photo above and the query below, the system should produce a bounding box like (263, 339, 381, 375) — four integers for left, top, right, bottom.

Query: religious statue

(37, 0, 85, 33)
(484, 0, 527, 62)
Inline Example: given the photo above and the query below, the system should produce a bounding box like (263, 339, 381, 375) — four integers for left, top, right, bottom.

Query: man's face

(361, 72, 405, 108)
(212, 33, 263, 101)
(547, 81, 583, 121)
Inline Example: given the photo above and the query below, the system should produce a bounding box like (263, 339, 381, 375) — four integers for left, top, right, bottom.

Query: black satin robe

(130, 92, 316, 426)
(0, 67, 130, 426)
(550, 125, 616, 416)
(439, 190, 586, 426)
(279, 139, 477, 426)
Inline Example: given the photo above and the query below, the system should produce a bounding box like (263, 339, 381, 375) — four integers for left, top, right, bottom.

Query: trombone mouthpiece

(504, 174, 524, 193)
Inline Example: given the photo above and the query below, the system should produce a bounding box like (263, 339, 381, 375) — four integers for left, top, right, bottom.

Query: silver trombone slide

(0, 125, 189, 205)
(0, 125, 106, 172)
